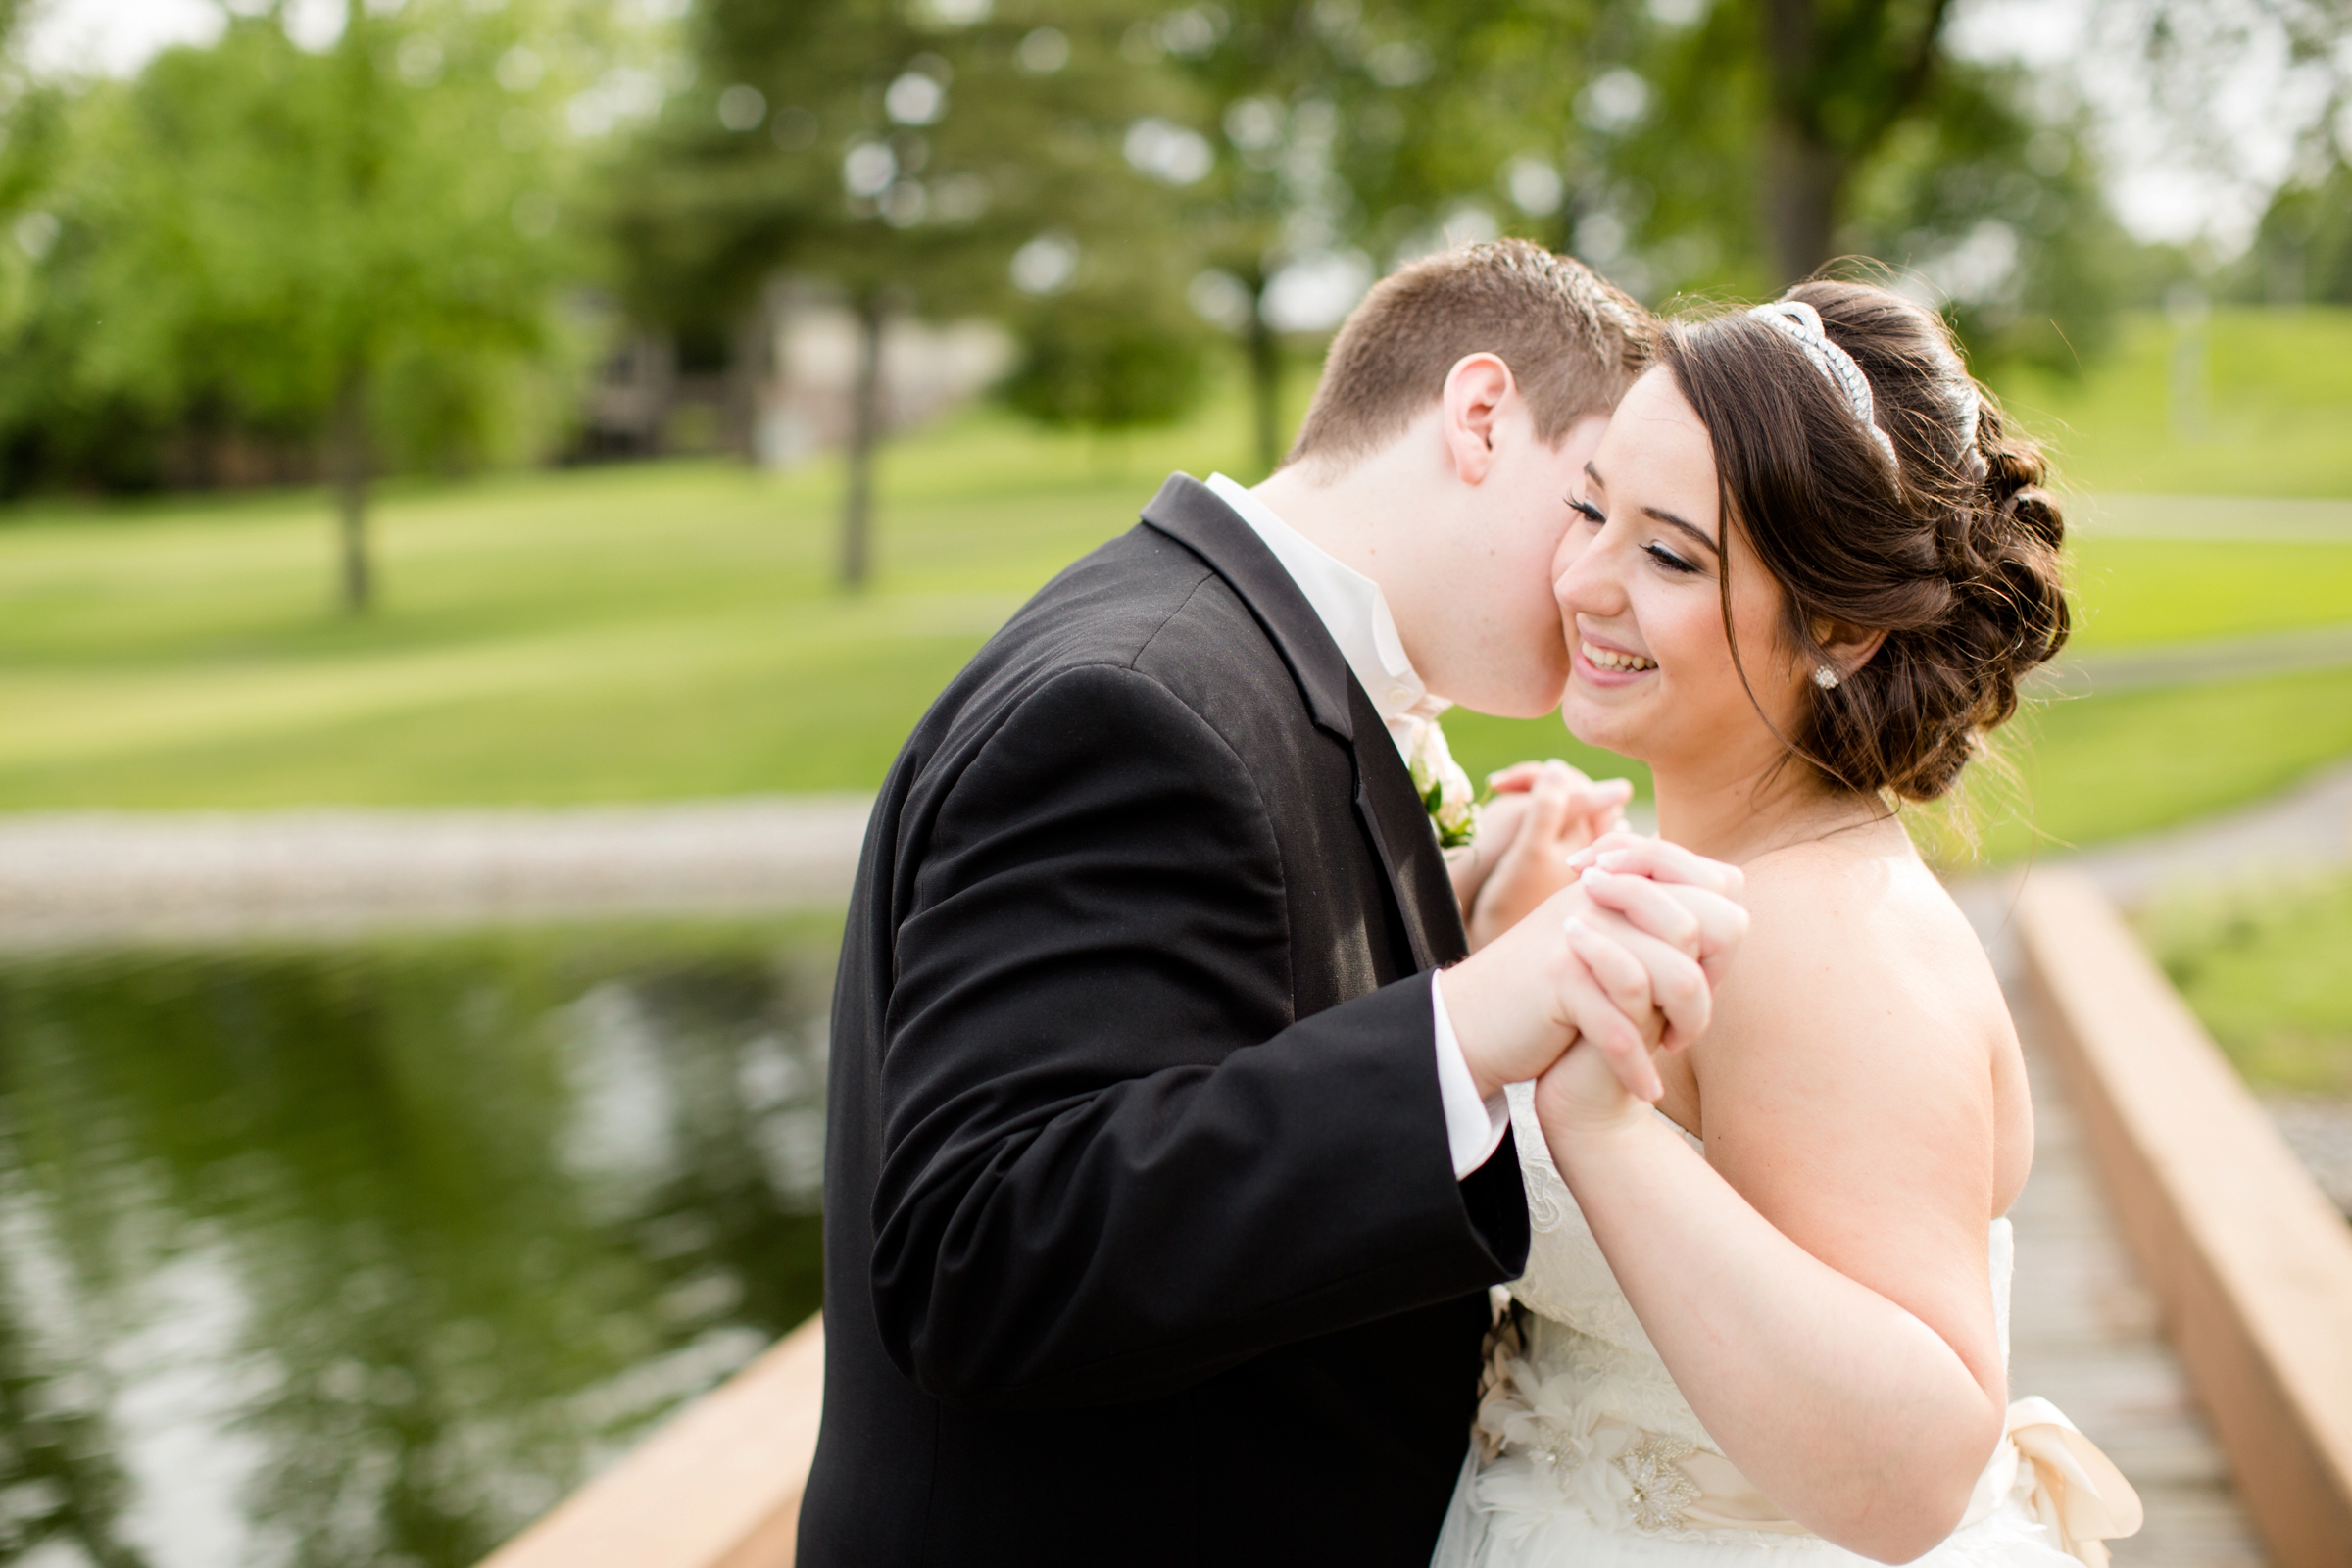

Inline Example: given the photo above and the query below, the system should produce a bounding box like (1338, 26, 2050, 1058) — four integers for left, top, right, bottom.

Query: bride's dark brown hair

(1657, 278, 2069, 803)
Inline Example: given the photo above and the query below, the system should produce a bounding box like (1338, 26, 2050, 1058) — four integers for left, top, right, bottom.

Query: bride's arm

(1535, 857, 2006, 1564)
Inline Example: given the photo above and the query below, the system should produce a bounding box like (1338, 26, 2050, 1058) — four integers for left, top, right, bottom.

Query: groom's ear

(1441, 353, 1517, 485)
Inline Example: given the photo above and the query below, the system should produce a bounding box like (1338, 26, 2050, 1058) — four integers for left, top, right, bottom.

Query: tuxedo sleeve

(869, 662, 1529, 1411)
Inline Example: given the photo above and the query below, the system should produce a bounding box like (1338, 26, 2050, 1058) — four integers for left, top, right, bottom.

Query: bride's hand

(1464, 760, 1635, 950)
(1569, 832, 1747, 994)
(1441, 845, 1743, 1102)
(1531, 917, 1668, 1141)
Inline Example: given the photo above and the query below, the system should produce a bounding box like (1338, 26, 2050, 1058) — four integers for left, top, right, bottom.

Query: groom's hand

(1438, 842, 1745, 1102)
(1461, 760, 1634, 951)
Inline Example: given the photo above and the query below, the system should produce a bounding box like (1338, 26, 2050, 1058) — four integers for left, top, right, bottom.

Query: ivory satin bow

(1961, 1396, 2146, 1567)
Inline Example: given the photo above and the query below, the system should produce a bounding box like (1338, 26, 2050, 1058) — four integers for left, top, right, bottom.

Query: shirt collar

(1205, 472, 1449, 755)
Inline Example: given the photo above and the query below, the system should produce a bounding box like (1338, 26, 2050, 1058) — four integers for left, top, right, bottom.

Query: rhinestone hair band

(1747, 300, 1900, 470)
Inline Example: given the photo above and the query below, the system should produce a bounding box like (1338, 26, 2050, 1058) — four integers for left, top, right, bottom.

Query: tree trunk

(1245, 292, 1282, 479)
(1760, 0, 1842, 287)
(1764, 120, 1843, 287)
(330, 368, 371, 614)
(840, 293, 886, 591)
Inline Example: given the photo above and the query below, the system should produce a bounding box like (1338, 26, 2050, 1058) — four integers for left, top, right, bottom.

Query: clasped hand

(1437, 829, 1746, 1111)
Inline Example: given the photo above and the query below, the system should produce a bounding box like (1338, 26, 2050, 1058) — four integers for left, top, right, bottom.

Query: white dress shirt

(1205, 473, 1511, 1178)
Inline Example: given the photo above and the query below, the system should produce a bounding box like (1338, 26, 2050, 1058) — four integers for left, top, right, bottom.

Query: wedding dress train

(1432, 1086, 2142, 1568)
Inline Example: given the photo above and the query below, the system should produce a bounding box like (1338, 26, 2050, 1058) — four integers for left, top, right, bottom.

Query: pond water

(0, 920, 837, 1568)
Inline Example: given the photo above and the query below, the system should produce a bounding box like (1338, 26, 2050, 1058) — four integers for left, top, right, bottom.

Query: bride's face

(1551, 368, 1807, 779)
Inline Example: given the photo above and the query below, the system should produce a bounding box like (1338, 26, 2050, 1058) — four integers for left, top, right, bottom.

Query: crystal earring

(1813, 664, 1840, 689)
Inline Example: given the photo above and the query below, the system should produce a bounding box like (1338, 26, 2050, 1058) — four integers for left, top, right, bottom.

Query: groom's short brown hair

(1287, 239, 1653, 469)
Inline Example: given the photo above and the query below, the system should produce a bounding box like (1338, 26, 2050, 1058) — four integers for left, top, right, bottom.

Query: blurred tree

(609, 0, 1203, 589)
(1557, 0, 1963, 293)
(1752, 0, 1955, 286)
(2139, 0, 2351, 305)
(3, 1, 571, 610)
(1138, 0, 1590, 474)
(1500, 0, 2128, 369)
(2245, 160, 2352, 303)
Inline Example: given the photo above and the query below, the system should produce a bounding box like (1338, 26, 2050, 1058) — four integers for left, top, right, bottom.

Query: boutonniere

(1401, 715, 1478, 851)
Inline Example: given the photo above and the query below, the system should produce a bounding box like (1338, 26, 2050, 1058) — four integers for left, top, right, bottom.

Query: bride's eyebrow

(1645, 508, 1720, 558)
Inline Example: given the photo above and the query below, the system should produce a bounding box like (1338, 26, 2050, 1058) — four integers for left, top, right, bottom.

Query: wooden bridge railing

(479, 1315, 824, 1568)
(2016, 870, 2352, 1568)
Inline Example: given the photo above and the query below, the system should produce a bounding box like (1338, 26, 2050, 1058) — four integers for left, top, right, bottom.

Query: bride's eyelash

(1643, 542, 1700, 575)
(1569, 498, 1605, 525)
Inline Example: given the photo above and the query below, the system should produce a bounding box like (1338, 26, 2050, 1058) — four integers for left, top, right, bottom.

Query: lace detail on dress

(1500, 1082, 1665, 1357)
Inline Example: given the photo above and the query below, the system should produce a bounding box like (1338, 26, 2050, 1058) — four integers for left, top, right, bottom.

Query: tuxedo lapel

(1343, 679, 1472, 970)
(1139, 473, 1470, 973)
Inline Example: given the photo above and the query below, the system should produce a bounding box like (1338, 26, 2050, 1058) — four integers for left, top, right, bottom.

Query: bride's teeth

(1582, 642, 1655, 672)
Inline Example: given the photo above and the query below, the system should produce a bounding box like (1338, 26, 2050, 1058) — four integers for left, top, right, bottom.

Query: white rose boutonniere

(1401, 715, 1478, 851)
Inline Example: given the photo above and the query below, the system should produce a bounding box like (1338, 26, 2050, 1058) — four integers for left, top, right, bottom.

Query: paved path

(1, 737, 2345, 955)
(2077, 494, 2352, 543)
(2037, 624, 2352, 698)
(0, 797, 873, 950)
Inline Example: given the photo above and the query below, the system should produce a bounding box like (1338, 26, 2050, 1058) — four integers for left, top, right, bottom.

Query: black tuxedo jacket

(799, 473, 1531, 1566)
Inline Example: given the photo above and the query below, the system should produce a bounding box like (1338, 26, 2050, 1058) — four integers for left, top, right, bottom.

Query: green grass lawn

(2064, 533, 2352, 647)
(1993, 306, 2352, 498)
(2138, 875, 2352, 1094)
(4, 345, 2351, 854)
(1966, 663, 2352, 862)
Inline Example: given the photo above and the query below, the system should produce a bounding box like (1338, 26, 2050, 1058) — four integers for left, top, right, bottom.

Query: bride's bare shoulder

(1679, 825, 2026, 1254)
(1694, 827, 2012, 1099)
(1736, 829, 1990, 986)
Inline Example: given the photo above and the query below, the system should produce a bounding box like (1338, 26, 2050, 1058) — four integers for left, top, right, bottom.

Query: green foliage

(1843, 74, 2128, 368)
(608, 0, 1196, 368)
(1001, 288, 1215, 428)
(1571, 0, 2124, 368)
(2240, 159, 2352, 306)
(0, 1, 582, 496)
(2139, 875, 2352, 1094)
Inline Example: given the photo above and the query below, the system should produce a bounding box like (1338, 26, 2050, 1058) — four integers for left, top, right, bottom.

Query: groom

(799, 240, 1740, 1565)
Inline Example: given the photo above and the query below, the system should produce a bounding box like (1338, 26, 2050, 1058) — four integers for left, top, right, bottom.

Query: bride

(1434, 280, 2142, 1567)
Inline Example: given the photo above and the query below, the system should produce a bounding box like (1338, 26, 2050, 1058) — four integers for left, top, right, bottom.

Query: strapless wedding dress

(1432, 1086, 2142, 1568)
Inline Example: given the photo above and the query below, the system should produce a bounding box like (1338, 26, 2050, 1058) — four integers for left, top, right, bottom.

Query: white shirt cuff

(1431, 971, 1510, 1178)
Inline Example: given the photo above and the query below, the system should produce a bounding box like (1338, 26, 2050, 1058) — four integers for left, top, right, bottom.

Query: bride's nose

(1555, 530, 1630, 622)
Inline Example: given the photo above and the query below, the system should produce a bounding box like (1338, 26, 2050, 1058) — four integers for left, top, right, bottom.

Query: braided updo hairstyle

(1658, 279, 2068, 803)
